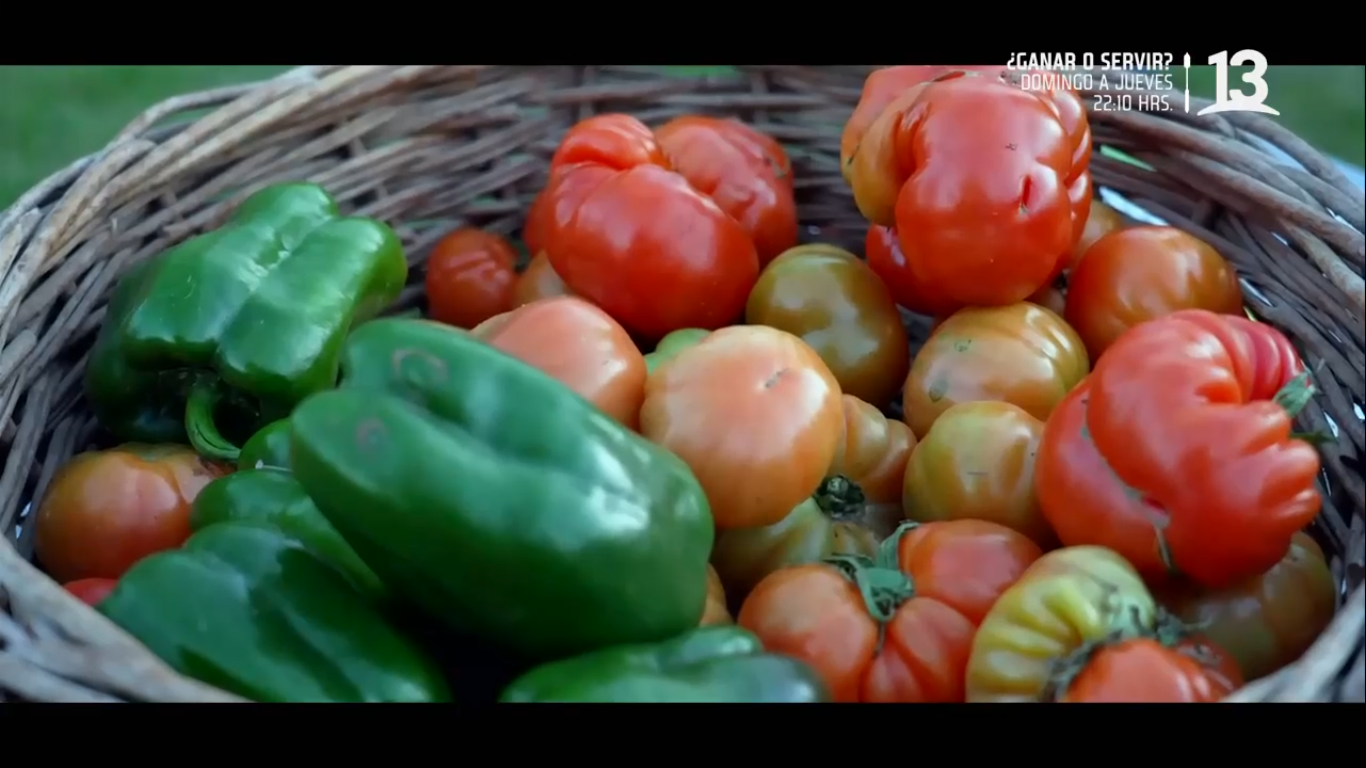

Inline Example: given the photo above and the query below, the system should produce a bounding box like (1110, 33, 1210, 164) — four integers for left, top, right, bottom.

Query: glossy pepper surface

(190, 469, 385, 603)
(99, 522, 448, 702)
(84, 183, 408, 462)
(500, 625, 829, 703)
(287, 318, 715, 660)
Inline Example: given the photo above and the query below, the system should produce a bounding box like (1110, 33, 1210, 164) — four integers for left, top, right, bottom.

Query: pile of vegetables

(35, 65, 1337, 703)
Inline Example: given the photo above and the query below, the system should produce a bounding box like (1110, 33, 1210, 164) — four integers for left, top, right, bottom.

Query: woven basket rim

(0, 64, 1361, 703)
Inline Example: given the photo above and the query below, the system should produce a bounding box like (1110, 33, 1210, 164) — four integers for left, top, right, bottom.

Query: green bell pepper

(83, 183, 408, 463)
(287, 318, 715, 661)
(99, 522, 448, 702)
(644, 328, 709, 374)
(190, 468, 385, 603)
(500, 625, 829, 703)
(239, 419, 292, 469)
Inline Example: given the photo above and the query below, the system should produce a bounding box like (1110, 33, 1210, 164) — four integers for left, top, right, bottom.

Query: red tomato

(902, 302, 1089, 439)
(1059, 637, 1243, 703)
(1065, 226, 1244, 361)
(511, 251, 572, 308)
(737, 519, 1041, 702)
(471, 296, 646, 430)
(425, 228, 518, 329)
(640, 326, 843, 529)
(846, 73, 1091, 306)
(35, 444, 229, 582)
(541, 114, 760, 339)
(64, 577, 118, 607)
(656, 116, 798, 264)
(1157, 532, 1336, 681)
(1038, 310, 1321, 589)
(1069, 199, 1125, 267)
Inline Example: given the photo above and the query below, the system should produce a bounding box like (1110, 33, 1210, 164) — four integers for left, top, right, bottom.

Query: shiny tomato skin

(903, 302, 1089, 439)
(1157, 532, 1336, 682)
(1070, 199, 1125, 267)
(700, 564, 733, 626)
(425, 228, 519, 329)
(966, 546, 1157, 702)
(543, 115, 760, 339)
(1086, 310, 1321, 588)
(903, 401, 1056, 549)
(865, 224, 962, 318)
(64, 577, 118, 607)
(746, 244, 909, 407)
(847, 75, 1090, 306)
(1065, 226, 1244, 361)
(1059, 638, 1243, 703)
(738, 519, 1039, 702)
(35, 444, 229, 582)
(641, 326, 844, 529)
(471, 296, 646, 430)
(656, 116, 798, 264)
(511, 251, 572, 308)
(830, 394, 915, 505)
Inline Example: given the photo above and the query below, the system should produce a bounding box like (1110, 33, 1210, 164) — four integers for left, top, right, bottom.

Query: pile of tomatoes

(42, 65, 1339, 703)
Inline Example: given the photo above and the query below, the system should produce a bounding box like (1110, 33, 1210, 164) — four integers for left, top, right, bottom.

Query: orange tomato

(700, 564, 733, 626)
(425, 228, 519, 329)
(512, 252, 573, 308)
(903, 401, 1055, 548)
(64, 577, 118, 607)
(902, 302, 1089, 438)
(656, 116, 798, 264)
(1157, 532, 1336, 681)
(1058, 638, 1243, 703)
(35, 444, 229, 582)
(738, 519, 1041, 702)
(1065, 226, 1244, 361)
(745, 244, 909, 407)
(829, 394, 915, 505)
(1069, 199, 1126, 267)
(471, 296, 646, 430)
(640, 325, 843, 529)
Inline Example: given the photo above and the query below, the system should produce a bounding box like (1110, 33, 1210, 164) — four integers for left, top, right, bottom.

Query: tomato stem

(813, 475, 867, 518)
(825, 554, 914, 654)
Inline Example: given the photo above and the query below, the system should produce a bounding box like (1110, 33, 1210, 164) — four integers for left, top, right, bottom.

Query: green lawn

(2, 65, 1362, 208)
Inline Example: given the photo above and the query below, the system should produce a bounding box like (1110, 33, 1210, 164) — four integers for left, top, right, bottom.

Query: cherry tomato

(829, 394, 915, 505)
(425, 228, 518, 329)
(1054, 310, 1320, 588)
(865, 224, 962, 318)
(1058, 637, 1243, 703)
(1069, 199, 1125, 267)
(542, 114, 759, 339)
(640, 325, 843, 529)
(511, 251, 572, 308)
(966, 546, 1157, 702)
(35, 444, 229, 582)
(656, 116, 798, 264)
(1065, 226, 1244, 361)
(902, 302, 1089, 439)
(738, 519, 1040, 702)
(64, 577, 118, 607)
(746, 244, 909, 407)
(700, 564, 733, 626)
(471, 296, 646, 430)
(846, 73, 1091, 306)
(644, 328, 709, 375)
(903, 401, 1056, 548)
(1156, 532, 1336, 681)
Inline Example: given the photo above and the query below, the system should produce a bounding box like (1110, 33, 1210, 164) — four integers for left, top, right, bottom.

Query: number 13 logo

(1196, 50, 1280, 116)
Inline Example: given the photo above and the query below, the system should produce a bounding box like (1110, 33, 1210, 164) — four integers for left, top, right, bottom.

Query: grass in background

(2, 64, 1362, 207)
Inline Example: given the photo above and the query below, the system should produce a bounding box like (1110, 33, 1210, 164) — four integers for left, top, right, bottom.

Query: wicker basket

(0, 65, 1361, 703)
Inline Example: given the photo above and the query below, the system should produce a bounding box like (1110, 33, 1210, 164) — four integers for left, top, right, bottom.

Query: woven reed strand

(0, 65, 1361, 703)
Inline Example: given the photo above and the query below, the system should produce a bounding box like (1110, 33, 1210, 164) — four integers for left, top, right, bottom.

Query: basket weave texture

(0, 64, 1362, 703)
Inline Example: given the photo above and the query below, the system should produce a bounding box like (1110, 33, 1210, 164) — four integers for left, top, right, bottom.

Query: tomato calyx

(825, 551, 913, 654)
(814, 475, 867, 518)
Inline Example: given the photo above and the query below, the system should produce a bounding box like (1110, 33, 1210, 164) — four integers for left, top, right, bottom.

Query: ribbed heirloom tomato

(511, 252, 572, 308)
(472, 296, 646, 430)
(845, 70, 1092, 306)
(746, 244, 909, 407)
(739, 520, 1041, 702)
(540, 114, 760, 339)
(640, 325, 844, 529)
(1065, 226, 1244, 360)
(425, 228, 518, 329)
(656, 116, 798, 264)
(902, 302, 1089, 438)
(1035, 310, 1321, 588)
